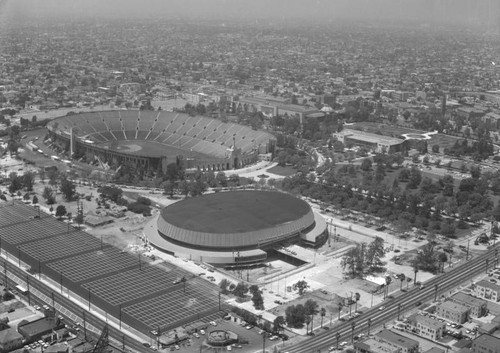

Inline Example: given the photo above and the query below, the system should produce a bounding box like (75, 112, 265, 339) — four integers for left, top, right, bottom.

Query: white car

(200, 330, 206, 335)
(210, 321, 217, 326)
(340, 341, 348, 347)
(193, 333, 200, 338)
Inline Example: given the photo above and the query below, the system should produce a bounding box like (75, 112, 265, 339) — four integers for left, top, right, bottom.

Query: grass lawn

(266, 165, 297, 177)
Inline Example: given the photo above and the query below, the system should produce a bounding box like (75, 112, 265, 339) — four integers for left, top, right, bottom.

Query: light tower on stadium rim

(70, 127, 75, 158)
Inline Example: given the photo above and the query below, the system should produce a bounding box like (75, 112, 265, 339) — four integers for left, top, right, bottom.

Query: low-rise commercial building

(354, 337, 401, 353)
(375, 329, 419, 353)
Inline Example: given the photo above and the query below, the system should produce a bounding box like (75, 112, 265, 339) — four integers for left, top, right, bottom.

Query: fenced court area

(47, 247, 139, 283)
(123, 285, 220, 330)
(1, 217, 68, 244)
(0, 202, 223, 333)
(81, 265, 187, 306)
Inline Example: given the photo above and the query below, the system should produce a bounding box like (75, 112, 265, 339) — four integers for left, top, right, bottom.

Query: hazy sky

(1, 0, 499, 25)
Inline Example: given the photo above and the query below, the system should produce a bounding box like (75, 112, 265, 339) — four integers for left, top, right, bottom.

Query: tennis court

(0, 202, 223, 333)
(19, 230, 105, 262)
(123, 285, 219, 330)
(1, 217, 68, 244)
(0, 203, 39, 227)
(47, 247, 139, 283)
(81, 265, 187, 306)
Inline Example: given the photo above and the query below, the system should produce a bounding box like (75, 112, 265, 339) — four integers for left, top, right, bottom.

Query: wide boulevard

(286, 246, 498, 353)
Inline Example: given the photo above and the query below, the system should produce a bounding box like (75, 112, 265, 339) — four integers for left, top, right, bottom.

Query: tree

(295, 280, 309, 295)
(432, 144, 440, 153)
(399, 274, 406, 291)
(320, 308, 326, 328)
(32, 195, 38, 205)
(22, 171, 35, 192)
(438, 252, 448, 273)
(38, 168, 45, 184)
(233, 282, 248, 298)
(219, 279, 230, 295)
(251, 290, 265, 310)
(285, 305, 306, 328)
(42, 186, 55, 205)
(273, 316, 285, 334)
(8, 173, 22, 194)
(60, 178, 76, 202)
(354, 292, 360, 312)
(47, 168, 59, 188)
(304, 299, 319, 333)
(360, 158, 372, 172)
(55, 205, 67, 219)
(162, 180, 175, 198)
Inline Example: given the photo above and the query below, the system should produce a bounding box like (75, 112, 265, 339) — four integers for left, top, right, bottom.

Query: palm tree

(413, 261, 419, 286)
(320, 308, 326, 328)
(399, 273, 406, 291)
(354, 292, 360, 312)
(305, 315, 311, 335)
(385, 276, 392, 298)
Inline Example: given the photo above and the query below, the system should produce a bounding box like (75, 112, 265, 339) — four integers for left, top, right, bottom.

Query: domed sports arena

(46, 110, 276, 173)
(144, 190, 328, 264)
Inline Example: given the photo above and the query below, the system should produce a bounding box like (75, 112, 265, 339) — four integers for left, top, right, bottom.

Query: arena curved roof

(157, 190, 315, 249)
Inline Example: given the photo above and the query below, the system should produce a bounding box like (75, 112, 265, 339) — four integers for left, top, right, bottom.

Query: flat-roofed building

(407, 314, 445, 340)
(354, 337, 401, 353)
(333, 129, 406, 153)
(17, 317, 65, 343)
(471, 333, 500, 353)
(436, 301, 469, 324)
(376, 329, 419, 353)
(451, 292, 487, 317)
(474, 279, 500, 302)
(235, 95, 291, 117)
(0, 328, 23, 352)
(276, 104, 322, 123)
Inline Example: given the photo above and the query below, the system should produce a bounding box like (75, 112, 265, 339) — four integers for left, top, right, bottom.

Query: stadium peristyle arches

(47, 111, 276, 174)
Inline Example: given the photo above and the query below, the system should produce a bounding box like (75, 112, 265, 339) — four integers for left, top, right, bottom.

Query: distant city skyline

(1, 0, 499, 28)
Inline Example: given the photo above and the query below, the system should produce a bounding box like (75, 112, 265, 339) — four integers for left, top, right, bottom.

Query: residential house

(451, 292, 487, 317)
(471, 333, 500, 353)
(407, 314, 446, 340)
(474, 280, 500, 302)
(436, 301, 470, 324)
(0, 328, 23, 353)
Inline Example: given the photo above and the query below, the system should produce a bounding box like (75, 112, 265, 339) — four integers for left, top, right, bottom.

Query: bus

(15, 284, 28, 295)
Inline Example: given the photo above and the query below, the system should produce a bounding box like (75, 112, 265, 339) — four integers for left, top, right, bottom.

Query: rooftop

(337, 129, 404, 146)
(438, 300, 469, 313)
(476, 279, 500, 291)
(376, 329, 419, 349)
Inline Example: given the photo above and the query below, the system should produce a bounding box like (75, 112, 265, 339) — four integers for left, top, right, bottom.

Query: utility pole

(466, 239, 470, 261)
(26, 276, 30, 306)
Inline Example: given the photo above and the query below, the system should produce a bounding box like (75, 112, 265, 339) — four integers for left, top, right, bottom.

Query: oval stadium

(46, 110, 276, 173)
(144, 190, 328, 264)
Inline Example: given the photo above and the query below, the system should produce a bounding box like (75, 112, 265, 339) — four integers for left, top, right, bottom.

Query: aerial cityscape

(2, 1, 500, 353)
